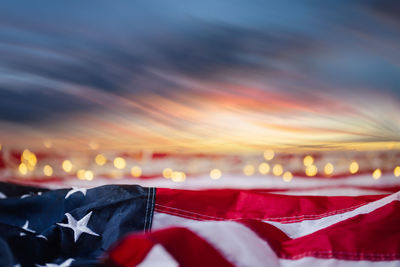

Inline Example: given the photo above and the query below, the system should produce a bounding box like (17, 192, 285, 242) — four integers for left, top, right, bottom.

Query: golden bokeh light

(18, 163, 28, 175)
(272, 164, 283, 176)
(21, 149, 37, 168)
(163, 168, 173, 179)
(62, 160, 73, 173)
(394, 166, 400, 177)
(22, 149, 31, 161)
(95, 154, 107, 166)
(210, 168, 222, 180)
(305, 165, 318, 176)
(258, 162, 270, 174)
(84, 170, 94, 180)
(263, 150, 275, 161)
(324, 163, 334, 175)
(113, 157, 126, 169)
(131, 166, 142, 177)
(77, 169, 86, 180)
(171, 171, 186, 182)
(282, 171, 293, 182)
(43, 165, 53, 177)
(243, 164, 255, 176)
(349, 161, 359, 174)
(303, 155, 314, 167)
(0, 144, 2, 151)
(372, 168, 381, 180)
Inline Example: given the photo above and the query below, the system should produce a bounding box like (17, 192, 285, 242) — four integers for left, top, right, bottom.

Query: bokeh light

(210, 169, 222, 180)
(62, 160, 73, 173)
(113, 157, 126, 169)
(349, 162, 359, 174)
(43, 165, 53, 177)
(372, 169, 382, 180)
(272, 164, 283, 176)
(131, 166, 142, 177)
(258, 163, 270, 174)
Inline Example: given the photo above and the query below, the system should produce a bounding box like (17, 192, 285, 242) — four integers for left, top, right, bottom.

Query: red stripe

(156, 188, 387, 222)
(106, 227, 236, 267)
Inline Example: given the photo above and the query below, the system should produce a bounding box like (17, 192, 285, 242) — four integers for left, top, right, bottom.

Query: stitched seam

(279, 251, 400, 260)
(155, 203, 365, 220)
(154, 203, 367, 222)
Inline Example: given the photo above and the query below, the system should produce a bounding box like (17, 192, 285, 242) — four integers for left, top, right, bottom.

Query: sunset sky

(1, 0, 400, 152)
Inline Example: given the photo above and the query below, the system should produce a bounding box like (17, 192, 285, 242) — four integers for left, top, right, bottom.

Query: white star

(36, 258, 74, 267)
(57, 211, 99, 242)
(0, 192, 6, 199)
(20, 220, 35, 236)
(19, 220, 48, 239)
(65, 187, 87, 199)
(22, 220, 35, 232)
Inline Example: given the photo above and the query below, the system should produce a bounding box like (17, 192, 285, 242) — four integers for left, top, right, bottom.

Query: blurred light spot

(272, 164, 283, 176)
(113, 157, 126, 169)
(210, 169, 222, 180)
(22, 149, 31, 160)
(43, 165, 53, 177)
(282, 171, 293, 182)
(95, 154, 107, 166)
(394, 166, 400, 177)
(89, 142, 99, 150)
(21, 149, 37, 171)
(243, 164, 255, 176)
(349, 161, 359, 174)
(163, 168, 173, 179)
(84, 170, 94, 181)
(62, 160, 73, 173)
(171, 171, 186, 182)
(263, 150, 275, 161)
(303, 155, 314, 167)
(372, 169, 381, 180)
(305, 165, 318, 176)
(258, 162, 270, 174)
(43, 140, 52, 149)
(19, 163, 28, 175)
(77, 169, 86, 180)
(324, 163, 334, 175)
(131, 166, 142, 177)
(0, 144, 2, 151)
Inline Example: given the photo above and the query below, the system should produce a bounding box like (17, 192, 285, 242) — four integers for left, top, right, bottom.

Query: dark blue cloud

(0, 0, 400, 124)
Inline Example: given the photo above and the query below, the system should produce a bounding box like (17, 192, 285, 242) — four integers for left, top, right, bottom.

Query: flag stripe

(107, 226, 236, 267)
(155, 188, 387, 222)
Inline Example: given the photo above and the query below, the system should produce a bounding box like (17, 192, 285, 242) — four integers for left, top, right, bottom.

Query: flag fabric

(106, 188, 400, 267)
(0, 182, 155, 267)
(1, 182, 400, 267)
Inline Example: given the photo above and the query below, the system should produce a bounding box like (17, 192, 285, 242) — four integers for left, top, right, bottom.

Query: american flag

(1, 1, 400, 266)
(1, 170, 400, 266)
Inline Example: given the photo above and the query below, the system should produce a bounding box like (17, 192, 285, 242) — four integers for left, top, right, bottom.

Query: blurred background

(0, 0, 399, 190)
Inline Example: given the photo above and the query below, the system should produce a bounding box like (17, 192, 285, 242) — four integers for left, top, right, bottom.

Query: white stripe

(152, 212, 279, 267)
(265, 191, 400, 239)
(137, 244, 178, 267)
